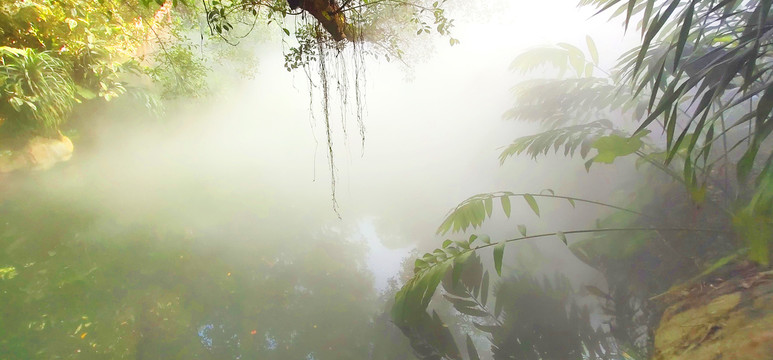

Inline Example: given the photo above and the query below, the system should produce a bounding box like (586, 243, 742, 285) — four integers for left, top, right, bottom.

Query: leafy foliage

(0, 0, 167, 143)
(146, 40, 210, 99)
(581, 0, 773, 263)
(436, 190, 649, 235)
(498, 120, 613, 163)
(490, 274, 615, 360)
(201, 0, 456, 53)
(394, 0, 773, 355)
(0, 47, 75, 139)
(581, 1, 773, 183)
(394, 245, 619, 359)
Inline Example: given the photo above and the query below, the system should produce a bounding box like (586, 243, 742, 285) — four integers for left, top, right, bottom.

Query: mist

(3, 0, 765, 359)
(47, 0, 636, 284)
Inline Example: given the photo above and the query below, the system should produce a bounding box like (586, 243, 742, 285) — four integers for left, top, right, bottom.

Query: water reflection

(0, 160, 414, 358)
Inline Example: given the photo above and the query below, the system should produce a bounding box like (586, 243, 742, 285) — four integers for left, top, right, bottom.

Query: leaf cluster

(0, 0, 170, 141)
(580, 0, 773, 263)
(0, 47, 75, 138)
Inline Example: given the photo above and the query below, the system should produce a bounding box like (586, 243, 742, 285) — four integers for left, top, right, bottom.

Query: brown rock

(0, 133, 74, 173)
(652, 270, 773, 360)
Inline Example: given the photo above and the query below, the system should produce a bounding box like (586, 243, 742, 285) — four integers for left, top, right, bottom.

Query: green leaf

(437, 215, 454, 235)
(481, 271, 489, 306)
(469, 234, 478, 245)
(733, 210, 771, 266)
(624, 0, 636, 30)
(283, 28, 290, 35)
(586, 35, 599, 65)
(673, 1, 694, 70)
(414, 258, 428, 271)
(517, 224, 527, 236)
(523, 194, 540, 217)
(585, 158, 594, 172)
(634, 0, 680, 75)
(591, 134, 644, 163)
(493, 242, 505, 276)
(455, 306, 489, 317)
(501, 196, 511, 217)
(443, 294, 478, 308)
(484, 198, 493, 217)
(567, 198, 576, 208)
(442, 239, 453, 248)
(737, 144, 758, 183)
(478, 234, 491, 244)
(453, 252, 472, 285)
(494, 294, 503, 318)
(75, 85, 96, 100)
(756, 85, 773, 126)
(557, 231, 567, 246)
(642, 0, 654, 36)
(466, 334, 481, 360)
(473, 322, 498, 334)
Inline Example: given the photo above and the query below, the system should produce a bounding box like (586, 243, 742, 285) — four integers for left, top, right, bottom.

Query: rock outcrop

(0, 133, 74, 173)
(652, 263, 773, 360)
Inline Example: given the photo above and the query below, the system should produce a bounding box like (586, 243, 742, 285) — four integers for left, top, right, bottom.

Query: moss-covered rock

(652, 264, 773, 360)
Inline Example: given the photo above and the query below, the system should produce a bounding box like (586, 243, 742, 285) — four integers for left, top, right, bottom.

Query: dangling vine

(201, 0, 456, 216)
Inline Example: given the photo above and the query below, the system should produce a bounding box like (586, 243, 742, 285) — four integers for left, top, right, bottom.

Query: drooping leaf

(523, 194, 540, 217)
(493, 242, 505, 276)
(673, 0, 695, 71)
(737, 144, 758, 183)
(586, 35, 599, 65)
(501, 196, 511, 217)
(484, 197, 493, 217)
(414, 258, 428, 272)
(634, 0, 681, 76)
(481, 271, 489, 306)
(442, 294, 478, 309)
(623, 0, 637, 31)
(557, 231, 568, 246)
(453, 252, 472, 285)
(493, 293, 504, 318)
(455, 306, 490, 317)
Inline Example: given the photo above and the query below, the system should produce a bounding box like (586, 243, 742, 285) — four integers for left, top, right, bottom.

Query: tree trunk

(296, 0, 348, 41)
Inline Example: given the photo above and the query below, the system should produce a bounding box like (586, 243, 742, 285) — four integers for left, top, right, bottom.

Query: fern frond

(498, 120, 616, 164)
